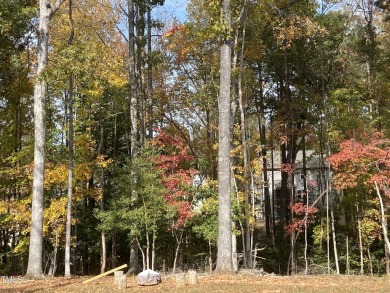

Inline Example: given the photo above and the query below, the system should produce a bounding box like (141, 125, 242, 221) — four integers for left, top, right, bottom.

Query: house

(257, 149, 332, 220)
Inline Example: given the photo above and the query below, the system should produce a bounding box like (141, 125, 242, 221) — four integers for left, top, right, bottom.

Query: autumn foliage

(151, 129, 198, 227)
(327, 133, 390, 194)
(286, 200, 319, 235)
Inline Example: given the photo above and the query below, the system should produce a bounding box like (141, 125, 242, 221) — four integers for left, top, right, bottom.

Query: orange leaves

(163, 25, 185, 38)
(164, 24, 192, 63)
(327, 133, 390, 191)
(274, 15, 327, 49)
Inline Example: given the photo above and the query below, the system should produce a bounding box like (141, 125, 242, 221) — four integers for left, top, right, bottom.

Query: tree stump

(175, 273, 186, 285)
(114, 271, 127, 289)
(187, 270, 197, 285)
(114, 271, 122, 285)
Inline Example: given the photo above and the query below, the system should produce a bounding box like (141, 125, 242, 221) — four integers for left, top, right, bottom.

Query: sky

(155, 0, 188, 23)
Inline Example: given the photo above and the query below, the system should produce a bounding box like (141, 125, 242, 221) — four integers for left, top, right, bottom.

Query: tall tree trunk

(304, 178, 308, 275)
(331, 203, 340, 274)
(147, 0, 153, 138)
(98, 118, 106, 274)
(48, 232, 59, 277)
(127, 240, 139, 275)
(136, 238, 146, 271)
(208, 239, 213, 272)
(101, 229, 106, 274)
(136, 4, 146, 143)
(146, 232, 150, 270)
(326, 188, 330, 274)
(367, 245, 373, 276)
(346, 236, 350, 275)
(215, 0, 233, 273)
(255, 62, 273, 240)
(289, 173, 296, 275)
(65, 73, 74, 277)
(232, 231, 238, 272)
(172, 230, 183, 274)
(237, 7, 251, 269)
(375, 181, 390, 275)
(112, 234, 117, 269)
(233, 173, 246, 267)
(128, 0, 139, 275)
(356, 201, 364, 275)
(26, 0, 64, 279)
(128, 2, 137, 158)
(65, 0, 75, 277)
(151, 229, 156, 271)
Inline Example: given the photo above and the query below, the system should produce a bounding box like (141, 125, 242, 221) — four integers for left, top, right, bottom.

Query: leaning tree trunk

(64, 0, 74, 277)
(375, 181, 390, 275)
(172, 230, 184, 274)
(26, 0, 64, 279)
(331, 203, 340, 274)
(215, 0, 233, 273)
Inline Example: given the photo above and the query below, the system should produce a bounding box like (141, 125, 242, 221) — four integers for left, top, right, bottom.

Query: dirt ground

(2, 273, 390, 293)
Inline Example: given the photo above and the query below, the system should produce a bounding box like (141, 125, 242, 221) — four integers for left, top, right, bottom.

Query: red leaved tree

(327, 133, 390, 274)
(327, 133, 389, 192)
(151, 129, 198, 272)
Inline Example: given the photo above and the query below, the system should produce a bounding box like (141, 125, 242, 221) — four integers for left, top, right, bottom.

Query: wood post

(187, 270, 197, 284)
(114, 271, 122, 285)
(82, 264, 128, 284)
(175, 273, 186, 285)
(114, 271, 127, 289)
(175, 271, 197, 285)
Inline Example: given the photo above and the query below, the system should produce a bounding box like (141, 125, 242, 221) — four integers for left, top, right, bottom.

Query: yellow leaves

(251, 158, 263, 177)
(44, 197, 67, 235)
(107, 71, 127, 88)
(74, 163, 93, 182)
(199, 178, 218, 191)
(274, 15, 328, 49)
(45, 163, 67, 188)
(85, 85, 104, 100)
(231, 144, 243, 158)
(75, 133, 96, 159)
(96, 155, 112, 169)
(0, 202, 6, 214)
(0, 198, 30, 234)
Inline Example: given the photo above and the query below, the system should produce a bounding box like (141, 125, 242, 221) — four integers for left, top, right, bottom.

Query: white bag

(137, 269, 161, 286)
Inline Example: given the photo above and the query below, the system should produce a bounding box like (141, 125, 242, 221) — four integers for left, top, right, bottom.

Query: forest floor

(1, 272, 390, 293)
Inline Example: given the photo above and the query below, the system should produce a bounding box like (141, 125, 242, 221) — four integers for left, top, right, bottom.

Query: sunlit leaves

(274, 15, 328, 49)
(327, 133, 390, 191)
(152, 129, 198, 227)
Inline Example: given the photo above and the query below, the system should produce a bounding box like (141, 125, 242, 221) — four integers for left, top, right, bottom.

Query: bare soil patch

(1, 273, 390, 293)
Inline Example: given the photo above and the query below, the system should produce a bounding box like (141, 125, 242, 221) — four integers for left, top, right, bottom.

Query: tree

(64, 0, 74, 278)
(26, 0, 65, 279)
(328, 133, 390, 274)
(215, 0, 233, 273)
(0, 0, 35, 270)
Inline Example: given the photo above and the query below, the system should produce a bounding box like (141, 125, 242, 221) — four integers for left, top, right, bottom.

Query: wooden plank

(82, 264, 128, 284)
